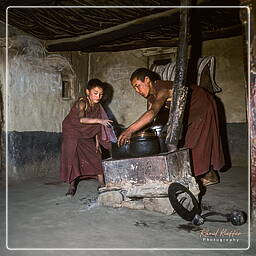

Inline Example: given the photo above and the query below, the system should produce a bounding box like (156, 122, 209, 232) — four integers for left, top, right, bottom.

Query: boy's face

(86, 86, 104, 103)
(131, 76, 150, 98)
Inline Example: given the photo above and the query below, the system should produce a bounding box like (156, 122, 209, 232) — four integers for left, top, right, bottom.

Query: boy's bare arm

(77, 101, 113, 126)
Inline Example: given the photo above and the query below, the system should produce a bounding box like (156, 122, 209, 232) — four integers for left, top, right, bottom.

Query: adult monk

(118, 68, 224, 186)
(60, 79, 116, 197)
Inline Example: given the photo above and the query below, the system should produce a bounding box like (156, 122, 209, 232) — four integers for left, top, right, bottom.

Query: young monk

(118, 68, 224, 186)
(60, 79, 116, 197)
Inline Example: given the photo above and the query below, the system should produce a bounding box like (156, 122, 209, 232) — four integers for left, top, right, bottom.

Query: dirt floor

(0, 165, 255, 256)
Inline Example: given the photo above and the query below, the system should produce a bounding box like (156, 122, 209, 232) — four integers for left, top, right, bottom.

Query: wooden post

(165, 0, 191, 152)
(240, 0, 256, 224)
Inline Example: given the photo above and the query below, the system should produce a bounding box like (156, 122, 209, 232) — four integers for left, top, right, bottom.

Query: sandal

(65, 185, 77, 198)
(200, 170, 219, 186)
(97, 184, 105, 192)
(201, 178, 219, 186)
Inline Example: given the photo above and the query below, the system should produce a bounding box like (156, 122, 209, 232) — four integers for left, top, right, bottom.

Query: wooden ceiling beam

(81, 38, 180, 52)
(201, 24, 242, 40)
(78, 24, 241, 52)
(45, 0, 210, 52)
(45, 8, 180, 51)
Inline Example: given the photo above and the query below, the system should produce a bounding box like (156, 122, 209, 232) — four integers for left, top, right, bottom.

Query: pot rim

(132, 131, 157, 138)
(131, 136, 159, 142)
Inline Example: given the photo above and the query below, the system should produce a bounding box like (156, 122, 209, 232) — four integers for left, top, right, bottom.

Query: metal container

(149, 125, 168, 153)
(111, 130, 162, 159)
(130, 131, 160, 157)
(111, 142, 131, 159)
(149, 125, 164, 136)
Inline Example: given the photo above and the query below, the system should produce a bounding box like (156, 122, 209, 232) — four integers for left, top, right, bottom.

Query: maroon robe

(60, 97, 111, 183)
(148, 80, 224, 177)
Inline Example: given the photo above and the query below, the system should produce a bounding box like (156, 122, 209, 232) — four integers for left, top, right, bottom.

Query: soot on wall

(7, 131, 61, 180)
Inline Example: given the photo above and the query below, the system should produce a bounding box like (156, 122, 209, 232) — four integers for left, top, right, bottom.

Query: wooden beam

(201, 24, 242, 41)
(166, 0, 191, 152)
(239, 0, 256, 224)
(45, 8, 179, 51)
(80, 38, 180, 52)
(78, 25, 241, 52)
(45, 0, 208, 52)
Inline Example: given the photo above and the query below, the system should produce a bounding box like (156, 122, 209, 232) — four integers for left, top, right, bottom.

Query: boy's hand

(95, 135, 102, 154)
(100, 119, 113, 127)
(96, 144, 102, 154)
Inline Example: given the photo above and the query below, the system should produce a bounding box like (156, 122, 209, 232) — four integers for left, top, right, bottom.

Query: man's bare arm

(130, 89, 168, 130)
(118, 89, 169, 146)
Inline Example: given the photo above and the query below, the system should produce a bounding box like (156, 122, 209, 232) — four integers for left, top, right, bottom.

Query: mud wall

(6, 43, 69, 181)
(202, 36, 247, 166)
(1, 28, 248, 182)
(89, 50, 148, 128)
(89, 36, 247, 166)
(0, 24, 90, 181)
(202, 36, 247, 123)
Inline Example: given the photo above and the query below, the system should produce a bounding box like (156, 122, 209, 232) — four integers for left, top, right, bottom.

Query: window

(62, 79, 71, 99)
(61, 74, 75, 100)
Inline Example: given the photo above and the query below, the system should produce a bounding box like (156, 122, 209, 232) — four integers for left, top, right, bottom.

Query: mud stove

(98, 148, 200, 215)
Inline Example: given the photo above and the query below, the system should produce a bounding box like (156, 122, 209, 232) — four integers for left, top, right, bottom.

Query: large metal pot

(130, 131, 160, 157)
(111, 142, 131, 159)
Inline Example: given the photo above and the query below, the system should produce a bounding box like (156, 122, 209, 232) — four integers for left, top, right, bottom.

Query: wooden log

(165, 0, 191, 152)
(239, 0, 256, 224)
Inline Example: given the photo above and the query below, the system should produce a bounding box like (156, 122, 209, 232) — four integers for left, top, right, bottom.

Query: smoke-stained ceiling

(0, 0, 243, 52)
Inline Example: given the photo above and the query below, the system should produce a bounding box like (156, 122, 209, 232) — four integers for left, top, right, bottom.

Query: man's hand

(117, 129, 133, 147)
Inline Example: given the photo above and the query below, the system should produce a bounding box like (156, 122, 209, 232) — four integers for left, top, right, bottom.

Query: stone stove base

(99, 148, 200, 215)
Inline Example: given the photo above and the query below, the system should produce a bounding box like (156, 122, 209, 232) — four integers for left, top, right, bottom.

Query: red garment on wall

(60, 97, 111, 184)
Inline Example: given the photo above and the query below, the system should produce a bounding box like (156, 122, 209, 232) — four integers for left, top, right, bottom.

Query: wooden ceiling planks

(0, 0, 242, 52)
